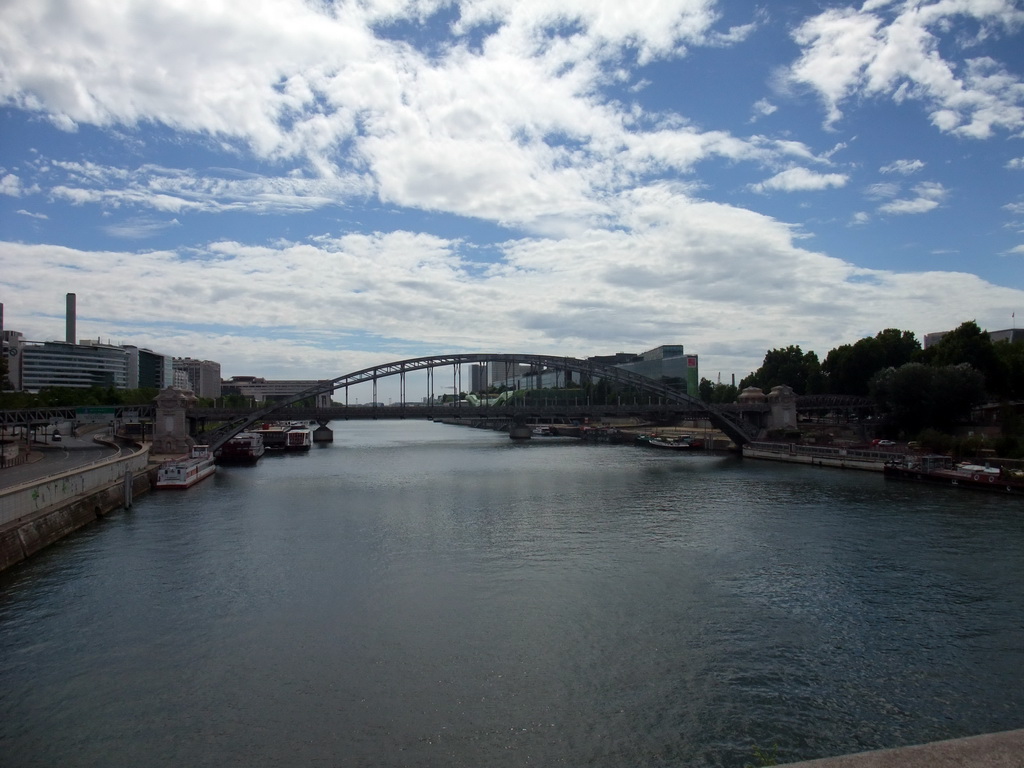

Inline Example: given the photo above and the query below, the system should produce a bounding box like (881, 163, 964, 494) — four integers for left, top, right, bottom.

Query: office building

(15, 339, 129, 391)
(923, 327, 1024, 348)
(124, 345, 174, 389)
(222, 376, 332, 407)
(614, 345, 699, 395)
(173, 357, 222, 399)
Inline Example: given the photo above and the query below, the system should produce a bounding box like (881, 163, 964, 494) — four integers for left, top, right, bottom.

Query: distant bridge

(197, 354, 760, 451)
(1, 357, 876, 451)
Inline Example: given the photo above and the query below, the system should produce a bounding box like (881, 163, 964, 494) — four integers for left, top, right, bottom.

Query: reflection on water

(2, 420, 1023, 767)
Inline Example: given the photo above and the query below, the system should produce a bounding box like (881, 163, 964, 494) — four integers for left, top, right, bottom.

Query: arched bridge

(200, 354, 759, 451)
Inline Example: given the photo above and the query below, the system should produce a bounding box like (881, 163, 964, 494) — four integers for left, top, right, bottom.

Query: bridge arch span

(203, 354, 757, 450)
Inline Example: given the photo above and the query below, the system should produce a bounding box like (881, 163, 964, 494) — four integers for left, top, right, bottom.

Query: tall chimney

(66, 293, 76, 344)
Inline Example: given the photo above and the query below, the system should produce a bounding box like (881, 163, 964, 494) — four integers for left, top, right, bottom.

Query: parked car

(872, 438, 896, 447)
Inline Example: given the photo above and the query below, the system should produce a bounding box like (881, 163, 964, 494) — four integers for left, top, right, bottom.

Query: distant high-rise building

(488, 361, 533, 389)
(469, 364, 488, 393)
(124, 345, 174, 389)
(173, 358, 222, 399)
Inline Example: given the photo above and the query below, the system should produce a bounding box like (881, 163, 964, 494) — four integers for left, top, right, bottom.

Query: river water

(1, 420, 1022, 767)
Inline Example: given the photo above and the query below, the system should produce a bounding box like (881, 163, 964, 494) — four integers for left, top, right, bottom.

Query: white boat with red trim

(156, 445, 217, 489)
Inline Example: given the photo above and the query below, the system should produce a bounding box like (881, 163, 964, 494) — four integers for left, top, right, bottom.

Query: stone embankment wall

(0, 445, 152, 572)
(743, 441, 895, 471)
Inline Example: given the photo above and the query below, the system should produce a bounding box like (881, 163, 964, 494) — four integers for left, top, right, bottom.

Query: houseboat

(215, 432, 265, 464)
(251, 422, 313, 451)
(156, 445, 216, 489)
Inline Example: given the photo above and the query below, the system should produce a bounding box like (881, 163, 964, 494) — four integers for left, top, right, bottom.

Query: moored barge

(156, 445, 217, 489)
(215, 432, 265, 464)
(251, 422, 312, 451)
(883, 454, 1024, 495)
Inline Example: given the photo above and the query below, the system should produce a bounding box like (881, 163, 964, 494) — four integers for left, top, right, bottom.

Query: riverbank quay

(781, 728, 1024, 768)
(0, 438, 152, 572)
(743, 441, 896, 471)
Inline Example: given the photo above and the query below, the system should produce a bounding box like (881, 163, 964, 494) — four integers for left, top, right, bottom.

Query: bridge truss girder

(199, 354, 760, 451)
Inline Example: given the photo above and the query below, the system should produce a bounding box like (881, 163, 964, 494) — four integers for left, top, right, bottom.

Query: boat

(156, 445, 216, 489)
(250, 422, 312, 451)
(883, 454, 1024, 494)
(640, 433, 704, 450)
(215, 432, 265, 464)
(285, 425, 312, 450)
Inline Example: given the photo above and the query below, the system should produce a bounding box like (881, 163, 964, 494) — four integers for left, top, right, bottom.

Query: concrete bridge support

(508, 424, 533, 440)
(508, 414, 532, 440)
(152, 387, 196, 455)
(312, 421, 333, 443)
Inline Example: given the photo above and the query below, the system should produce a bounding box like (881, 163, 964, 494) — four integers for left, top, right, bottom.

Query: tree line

(699, 321, 1024, 447)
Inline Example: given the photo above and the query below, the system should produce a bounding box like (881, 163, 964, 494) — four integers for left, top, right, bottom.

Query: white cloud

(877, 181, 947, 214)
(786, 1, 1024, 137)
(880, 159, 924, 175)
(0, 0, 1021, 384)
(102, 217, 181, 239)
(750, 167, 848, 193)
(42, 160, 371, 215)
(15, 209, 47, 219)
(4, 179, 1020, 380)
(750, 98, 778, 122)
(0, 173, 22, 196)
(1008, 157, 1024, 169)
(865, 181, 900, 199)
(0, 0, 788, 237)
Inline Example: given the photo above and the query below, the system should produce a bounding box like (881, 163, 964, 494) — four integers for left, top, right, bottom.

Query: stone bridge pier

(312, 420, 333, 443)
(152, 387, 196, 455)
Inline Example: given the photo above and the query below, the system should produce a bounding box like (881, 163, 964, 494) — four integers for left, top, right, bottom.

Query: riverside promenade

(0, 432, 152, 571)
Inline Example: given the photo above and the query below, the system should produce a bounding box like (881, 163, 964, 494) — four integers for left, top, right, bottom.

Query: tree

(698, 377, 738, 403)
(741, 346, 822, 396)
(992, 339, 1024, 400)
(874, 328, 921, 369)
(870, 362, 986, 435)
(822, 328, 920, 396)
(918, 320, 1004, 396)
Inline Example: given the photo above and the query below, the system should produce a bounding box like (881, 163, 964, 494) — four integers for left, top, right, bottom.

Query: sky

(1, 0, 1023, 394)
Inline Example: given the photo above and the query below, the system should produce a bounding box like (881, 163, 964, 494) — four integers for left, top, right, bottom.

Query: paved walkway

(783, 729, 1024, 767)
(0, 431, 120, 490)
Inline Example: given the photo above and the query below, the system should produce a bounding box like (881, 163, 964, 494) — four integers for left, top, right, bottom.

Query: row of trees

(0, 386, 161, 409)
(731, 322, 1024, 400)
(699, 321, 1024, 442)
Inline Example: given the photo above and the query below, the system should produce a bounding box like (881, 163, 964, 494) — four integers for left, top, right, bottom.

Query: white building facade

(12, 339, 129, 391)
(173, 357, 223, 399)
